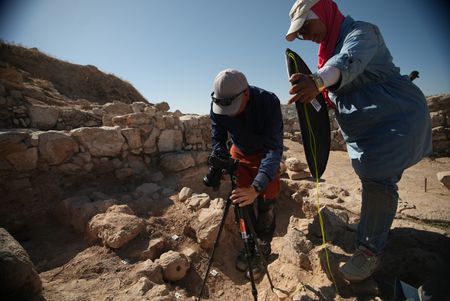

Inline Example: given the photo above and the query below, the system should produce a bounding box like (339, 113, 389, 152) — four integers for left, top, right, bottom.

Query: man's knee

(258, 197, 275, 213)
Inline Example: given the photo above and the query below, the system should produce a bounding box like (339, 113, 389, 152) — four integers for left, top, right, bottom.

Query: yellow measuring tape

(288, 53, 339, 294)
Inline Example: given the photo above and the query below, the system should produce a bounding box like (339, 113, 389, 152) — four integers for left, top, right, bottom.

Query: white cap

(286, 0, 320, 41)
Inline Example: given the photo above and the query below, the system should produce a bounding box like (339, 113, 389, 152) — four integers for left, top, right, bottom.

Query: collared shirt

(325, 16, 432, 179)
(210, 86, 283, 189)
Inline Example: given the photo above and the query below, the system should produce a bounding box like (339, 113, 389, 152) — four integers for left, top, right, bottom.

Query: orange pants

(230, 145, 280, 200)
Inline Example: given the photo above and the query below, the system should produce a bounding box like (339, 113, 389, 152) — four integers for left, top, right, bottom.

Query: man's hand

(288, 73, 320, 104)
(230, 186, 259, 207)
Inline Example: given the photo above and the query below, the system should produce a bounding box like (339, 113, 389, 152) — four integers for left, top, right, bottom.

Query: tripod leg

(196, 197, 232, 301)
(236, 206, 258, 301)
(242, 208, 275, 290)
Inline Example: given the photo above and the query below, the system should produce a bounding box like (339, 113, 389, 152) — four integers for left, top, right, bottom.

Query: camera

(203, 151, 236, 191)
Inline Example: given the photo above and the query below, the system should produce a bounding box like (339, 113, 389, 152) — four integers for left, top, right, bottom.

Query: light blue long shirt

(325, 16, 432, 180)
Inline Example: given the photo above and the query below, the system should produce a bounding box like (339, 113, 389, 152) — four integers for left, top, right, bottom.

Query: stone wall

(0, 83, 213, 230)
(428, 94, 450, 156)
(281, 93, 450, 155)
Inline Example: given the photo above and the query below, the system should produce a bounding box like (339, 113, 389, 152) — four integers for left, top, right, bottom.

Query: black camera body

(203, 151, 237, 191)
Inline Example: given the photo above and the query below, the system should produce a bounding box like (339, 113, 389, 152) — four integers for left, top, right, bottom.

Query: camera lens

(203, 167, 222, 191)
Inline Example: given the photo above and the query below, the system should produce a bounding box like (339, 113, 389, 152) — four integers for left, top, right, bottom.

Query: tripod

(196, 159, 274, 301)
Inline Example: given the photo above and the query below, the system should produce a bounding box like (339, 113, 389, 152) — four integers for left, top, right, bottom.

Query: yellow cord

(288, 53, 339, 294)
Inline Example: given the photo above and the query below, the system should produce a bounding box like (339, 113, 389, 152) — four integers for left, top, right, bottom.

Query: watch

(309, 73, 325, 92)
(252, 182, 263, 193)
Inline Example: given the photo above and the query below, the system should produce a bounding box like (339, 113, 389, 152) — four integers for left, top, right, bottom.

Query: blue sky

(1, 0, 449, 115)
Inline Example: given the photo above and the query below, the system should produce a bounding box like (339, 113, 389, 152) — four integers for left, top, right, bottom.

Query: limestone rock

(0, 131, 30, 171)
(120, 277, 153, 298)
(179, 115, 199, 128)
(210, 198, 226, 210)
(144, 106, 157, 116)
(127, 155, 146, 174)
(285, 157, 308, 172)
(157, 130, 183, 152)
(143, 127, 160, 154)
(0, 228, 42, 299)
(121, 127, 142, 149)
(185, 193, 210, 210)
(158, 250, 190, 282)
(184, 128, 203, 145)
(287, 169, 310, 180)
(4, 147, 37, 171)
(135, 183, 161, 197)
(115, 167, 135, 179)
(178, 187, 193, 202)
(191, 151, 209, 165)
(279, 217, 314, 269)
(112, 112, 151, 127)
(140, 238, 166, 261)
(103, 102, 132, 115)
(308, 207, 348, 243)
(131, 102, 148, 113)
(155, 101, 170, 112)
(28, 105, 60, 130)
(149, 171, 164, 182)
(144, 284, 175, 300)
(55, 196, 117, 233)
(38, 131, 78, 165)
(430, 111, 446, 128)
(188, 205, 227, 250)
(56, 163, 84, 174)
(437, 171, 450, 189)
(71, 126, 125, 157)
(280, 161, 287, 174)
(130, 259, 163, 284)
(88, 205, 146, 248)
(160, 152, 195, 172)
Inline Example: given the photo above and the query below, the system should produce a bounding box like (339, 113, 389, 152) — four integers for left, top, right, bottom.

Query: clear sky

(1, 0, 449, 115)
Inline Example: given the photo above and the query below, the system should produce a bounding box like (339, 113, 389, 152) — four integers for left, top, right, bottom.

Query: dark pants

(237, 196, 276, 255)
(358, 174, 402, 254)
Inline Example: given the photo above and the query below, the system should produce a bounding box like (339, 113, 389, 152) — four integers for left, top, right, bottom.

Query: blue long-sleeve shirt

(325, 16, 432, 180)
(210, 86, 283, 189)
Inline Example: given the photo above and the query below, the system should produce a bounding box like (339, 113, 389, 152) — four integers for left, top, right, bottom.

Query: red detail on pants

(230, 145, 280, 199)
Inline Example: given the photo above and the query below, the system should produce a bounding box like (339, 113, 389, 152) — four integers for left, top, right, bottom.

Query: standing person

(208, 69, 283, 279)
(285, 0, 432, 282)
(409, 70, 420, 81)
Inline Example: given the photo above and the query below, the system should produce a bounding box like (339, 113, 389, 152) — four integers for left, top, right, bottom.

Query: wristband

(309, 73, 325, 92)
(252, 182, 263, 193)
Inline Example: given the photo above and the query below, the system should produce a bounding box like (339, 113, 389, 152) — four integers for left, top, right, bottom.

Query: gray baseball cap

(212, 69, 248, 116)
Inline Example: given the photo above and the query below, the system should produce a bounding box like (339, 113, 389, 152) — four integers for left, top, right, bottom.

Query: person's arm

(253, 96, 283, 190)
(324, 22, 382, 91)
(231, 95, 283, 207)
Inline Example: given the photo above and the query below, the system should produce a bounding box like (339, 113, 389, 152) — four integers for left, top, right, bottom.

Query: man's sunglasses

(211, 89, 245, 106)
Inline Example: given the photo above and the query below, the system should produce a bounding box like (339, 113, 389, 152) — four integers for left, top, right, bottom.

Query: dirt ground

(20, 139, 450, 301)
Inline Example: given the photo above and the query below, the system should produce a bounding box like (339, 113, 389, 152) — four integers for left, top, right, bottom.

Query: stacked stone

(0, 84, 29, 128)
(428, 94, 450, 156)
(284, 157, 310, 180)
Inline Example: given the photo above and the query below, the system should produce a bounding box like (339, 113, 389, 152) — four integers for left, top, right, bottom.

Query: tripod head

(203, 151, 239, 190)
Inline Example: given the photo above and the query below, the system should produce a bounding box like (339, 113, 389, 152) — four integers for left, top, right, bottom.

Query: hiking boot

(235, 248, 251, 272)
(257, 239, 271, 260)
(235, 240, 271, 272)
(245, 255, 265, 280)
(339, 246, 380, 282)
